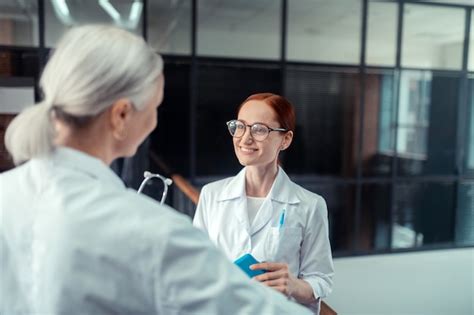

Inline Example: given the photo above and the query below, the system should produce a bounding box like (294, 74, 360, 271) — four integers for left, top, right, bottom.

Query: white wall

(325, 248, 474, 315)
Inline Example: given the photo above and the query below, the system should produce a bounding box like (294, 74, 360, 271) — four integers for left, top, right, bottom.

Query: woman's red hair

(237, 93, 296, 132)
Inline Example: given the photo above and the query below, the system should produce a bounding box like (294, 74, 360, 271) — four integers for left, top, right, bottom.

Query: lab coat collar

(52, 147, 125, 190)
(217, 167, 247, 201)
(217, 166, 300, 234)
(217, 166, 300, 204)
(269, 167, 300, 205)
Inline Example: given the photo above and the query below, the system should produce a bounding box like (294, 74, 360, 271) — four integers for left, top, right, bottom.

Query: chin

(236, 156, 256, 167)
(235, 149, 262, 167)
(237, 160, 249, 167)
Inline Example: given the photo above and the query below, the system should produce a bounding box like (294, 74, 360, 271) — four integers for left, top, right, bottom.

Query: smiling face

(233, 99, 292, 168)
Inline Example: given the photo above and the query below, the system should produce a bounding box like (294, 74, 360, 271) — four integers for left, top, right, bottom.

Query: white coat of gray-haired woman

(0, 25, 311, 315)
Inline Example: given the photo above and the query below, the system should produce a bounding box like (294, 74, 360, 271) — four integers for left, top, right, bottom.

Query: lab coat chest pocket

(266, 227, 302, 263)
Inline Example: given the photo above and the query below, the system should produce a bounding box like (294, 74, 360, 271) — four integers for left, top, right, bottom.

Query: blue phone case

(234, 253, 266, 278)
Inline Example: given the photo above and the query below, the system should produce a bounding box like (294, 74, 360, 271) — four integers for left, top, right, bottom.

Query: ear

(280, 131, 293, 151)
(109, 98, 133, 140)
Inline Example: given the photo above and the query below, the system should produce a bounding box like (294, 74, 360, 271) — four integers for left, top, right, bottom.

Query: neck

(54, 120, 116, 165)
(245, 162, 279, 198)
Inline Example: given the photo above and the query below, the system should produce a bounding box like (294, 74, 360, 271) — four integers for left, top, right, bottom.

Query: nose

(241, 125, 253, 143)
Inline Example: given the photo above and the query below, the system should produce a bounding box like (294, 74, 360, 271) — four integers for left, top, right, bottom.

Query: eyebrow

(238, 119, 278, 127)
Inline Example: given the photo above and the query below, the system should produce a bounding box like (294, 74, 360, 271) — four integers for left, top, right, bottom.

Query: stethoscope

(137, 171, 173, 204)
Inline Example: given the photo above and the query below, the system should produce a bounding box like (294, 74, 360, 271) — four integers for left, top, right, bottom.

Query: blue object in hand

(234, 253, 266, 278)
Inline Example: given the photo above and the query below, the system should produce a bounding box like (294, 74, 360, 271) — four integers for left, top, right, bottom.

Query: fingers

(250, 261, 287, 271)
(260, 278, 288, 288)
(251, 263, 292, 297)
(254, 270, 285, 282)
(251, 261, 293, 299)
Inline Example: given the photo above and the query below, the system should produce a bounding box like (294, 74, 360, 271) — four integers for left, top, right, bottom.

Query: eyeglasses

(226, 119, 287, 142)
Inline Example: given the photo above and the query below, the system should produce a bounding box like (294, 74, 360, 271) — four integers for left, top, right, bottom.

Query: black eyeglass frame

(226, 119, 288, 141)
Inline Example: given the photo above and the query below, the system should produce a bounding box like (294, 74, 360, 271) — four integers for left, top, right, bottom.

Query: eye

(253, 124, 267, 135)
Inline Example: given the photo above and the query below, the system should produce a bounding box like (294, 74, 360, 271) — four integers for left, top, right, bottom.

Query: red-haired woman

(193, 93, 334, 313)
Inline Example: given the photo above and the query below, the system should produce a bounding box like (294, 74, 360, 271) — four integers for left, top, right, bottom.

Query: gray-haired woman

(0, 25, 310, 315)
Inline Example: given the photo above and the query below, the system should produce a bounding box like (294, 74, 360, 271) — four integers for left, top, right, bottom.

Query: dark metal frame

(1, 0, 473, 257)
(353, 0, 369, 251)
(190, 0, 198, 180)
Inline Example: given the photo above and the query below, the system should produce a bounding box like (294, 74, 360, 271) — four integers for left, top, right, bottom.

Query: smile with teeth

(240, 147, 258, 153)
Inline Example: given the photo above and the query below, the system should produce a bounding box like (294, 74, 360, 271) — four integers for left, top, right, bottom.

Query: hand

(250, 262, 296, 297)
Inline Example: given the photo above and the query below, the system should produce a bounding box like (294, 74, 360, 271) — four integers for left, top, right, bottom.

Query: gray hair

(5, 25, 163, 165)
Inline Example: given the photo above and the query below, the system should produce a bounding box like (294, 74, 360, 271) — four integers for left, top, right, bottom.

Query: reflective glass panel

(197, 0, 280, 59)
(456, 181, 474, 246)
(287, 0, 361, 64)
(396, 70, 459, 176)
(467, 77, 474, 174)
(45, 0, 143, 47)
(366, 0, 397, 66)
(284, 65, 360, 179)
(402, 4, 465, 70)
(470, 10, 474, 71)
(360, 183, 392, 251)
(148, 0, 191, 54)
(150, 59, 191, 177)
(0, 0, 38, 46)
(362, 69, 396, 177)
(0, 49, 39, 78)
(393, 181, 455, 249)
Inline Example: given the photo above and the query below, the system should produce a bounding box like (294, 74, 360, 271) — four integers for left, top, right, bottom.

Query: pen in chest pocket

(278, 209, 286, 230)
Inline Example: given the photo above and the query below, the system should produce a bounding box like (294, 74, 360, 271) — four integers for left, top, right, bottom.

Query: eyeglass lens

(228, 120, 269, 141)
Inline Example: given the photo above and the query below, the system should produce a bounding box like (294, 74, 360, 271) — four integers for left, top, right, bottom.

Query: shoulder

(68, 188, 194, 259)
(0, 167, 17, 184)
(0, 159, 48, 196)
(291, 181, 325, 204)
(0, 160, 33, 180)
(110, 189, 191, 224)
(290, 181, 328, 215)
(61, 178, 192, 240)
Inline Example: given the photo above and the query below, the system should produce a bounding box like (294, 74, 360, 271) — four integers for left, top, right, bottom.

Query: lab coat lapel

(230, 196, 252, 258)
(250, 167, 300, 236)
(249, 197, 273, 236)
(218, 167, 250, 229)
(270, 167, 300, 205)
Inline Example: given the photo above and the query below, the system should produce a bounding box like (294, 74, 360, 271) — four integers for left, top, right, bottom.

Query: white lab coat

(193, 167, 335, 313)
(0, 147, 312, 315)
